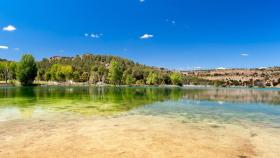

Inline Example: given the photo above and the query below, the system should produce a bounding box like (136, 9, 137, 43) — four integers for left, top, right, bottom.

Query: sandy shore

(0, 115, 279, 158)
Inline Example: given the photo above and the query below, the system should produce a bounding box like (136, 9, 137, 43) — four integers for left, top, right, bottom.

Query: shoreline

(1, 81, 280, 90)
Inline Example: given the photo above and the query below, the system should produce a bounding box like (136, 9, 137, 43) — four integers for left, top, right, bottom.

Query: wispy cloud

(166, 19, 176, 25)
(140, 34, 154, 39)
(240, 53, 249, 56)
(140, 0, 145, 2)
(14, 48, 20, 51)
(0, 45, 9, 50)
(85, 33, 103, 38)
(3, 25, 16, 32)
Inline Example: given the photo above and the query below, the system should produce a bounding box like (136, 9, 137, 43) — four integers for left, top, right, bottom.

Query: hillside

(182, 67, 280, 87)
(36, 53, 180, 85)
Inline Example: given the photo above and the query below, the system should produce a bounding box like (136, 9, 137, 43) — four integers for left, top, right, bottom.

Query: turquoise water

(0, 86, 280, 127)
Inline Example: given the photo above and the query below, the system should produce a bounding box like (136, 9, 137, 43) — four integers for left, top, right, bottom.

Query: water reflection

(0, 86, 184, 116)
(182, 88, 280, 105)
(0, 86, 280, 123)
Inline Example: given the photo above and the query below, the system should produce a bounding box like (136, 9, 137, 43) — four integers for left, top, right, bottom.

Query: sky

(0, 0, 280, 70)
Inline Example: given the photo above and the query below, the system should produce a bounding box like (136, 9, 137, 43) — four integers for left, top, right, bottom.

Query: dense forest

(0, 54, 193, 86)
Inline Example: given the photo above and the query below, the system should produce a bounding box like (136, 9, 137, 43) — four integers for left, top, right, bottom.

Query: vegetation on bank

(1, 54, 277, 88)
(0, 54, 187, 86)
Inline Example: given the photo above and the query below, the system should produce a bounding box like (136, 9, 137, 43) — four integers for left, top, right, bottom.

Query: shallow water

(1, 86, 280, 157)
(0, 86, 280, 127)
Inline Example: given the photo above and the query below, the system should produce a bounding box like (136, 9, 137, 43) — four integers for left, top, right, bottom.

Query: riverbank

(2, 80, 280, 89)
(0, 115, 279, 158)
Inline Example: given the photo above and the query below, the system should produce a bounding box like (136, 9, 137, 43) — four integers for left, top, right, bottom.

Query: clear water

(0, 86, 280, 127)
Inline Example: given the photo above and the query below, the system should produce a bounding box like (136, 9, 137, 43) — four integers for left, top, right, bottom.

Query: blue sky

(0, 0, 280, 70)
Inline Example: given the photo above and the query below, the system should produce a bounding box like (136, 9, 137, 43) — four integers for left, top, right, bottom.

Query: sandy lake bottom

(0, 114, 280, 158)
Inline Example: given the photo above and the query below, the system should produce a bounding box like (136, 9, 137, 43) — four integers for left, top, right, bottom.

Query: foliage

(170, 72, 183, 86)
(0, 62, 17, 83)
(108, 60, 123, 85)
(48, 64, 73, 82)
(1, 54, 191, 86)
(72, 71, 80, 82)
(16, 54, 38, 86)
(81, 72, 89, 82)
(123, 70, 136, 85)
(146, 72, 159, 85)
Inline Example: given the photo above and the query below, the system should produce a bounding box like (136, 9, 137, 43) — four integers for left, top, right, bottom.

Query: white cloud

(0, 45, 9, 50)
(140, 34, 154, 39)
(216, 67, 226, 70)
(258, 67, 267, 69)
(194, 67, 202, 69)
(240, 53, 249, 56)
(84, 33, 103, 38)
(140, 0, 145, 2)
(91, 34, 100, 38)
(3, 25, 16, 32)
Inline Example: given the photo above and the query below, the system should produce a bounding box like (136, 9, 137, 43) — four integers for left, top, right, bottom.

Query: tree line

(0, 54, 186, 86)
(0, 54, 37, 86)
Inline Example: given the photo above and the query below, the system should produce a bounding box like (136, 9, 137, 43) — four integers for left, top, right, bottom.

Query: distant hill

(0, 58, 8, 62)
(182, 67, 280, 87)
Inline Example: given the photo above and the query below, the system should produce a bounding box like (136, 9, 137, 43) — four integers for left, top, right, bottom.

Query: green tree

(60, 65, 73, 81)
(90, 71, 99, 84)
(81, 72, 89, 82)
(123, 70, 135, 85)
(170, 72, 183, 86)
(49, 64, 73, 82)
(146, 72, 159, 85)
(108, 61, 123, 85)
(45, 72, 52, 81)
(98, 65, 108, 83)
(159, 72, 171, 85)
(56, 71, 66, 82)
(73, 71, 80, 82)
(17, 54, 38, 86)
(8, 62, 17, 80)
(0, 62, 9, 84)
(0, 62, 16, 84)
(0, 63, 7, 83)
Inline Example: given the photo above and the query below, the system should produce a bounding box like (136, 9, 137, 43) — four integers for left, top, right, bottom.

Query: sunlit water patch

(131, 99, 280, 128)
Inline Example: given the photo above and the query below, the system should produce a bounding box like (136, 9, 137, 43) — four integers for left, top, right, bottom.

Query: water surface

(1, 86, 280, 127)
(0, 86, 280, 127)
(2, 86, 280, 157)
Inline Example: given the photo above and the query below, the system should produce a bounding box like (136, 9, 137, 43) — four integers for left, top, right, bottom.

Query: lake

(1, 86, 280, 157)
